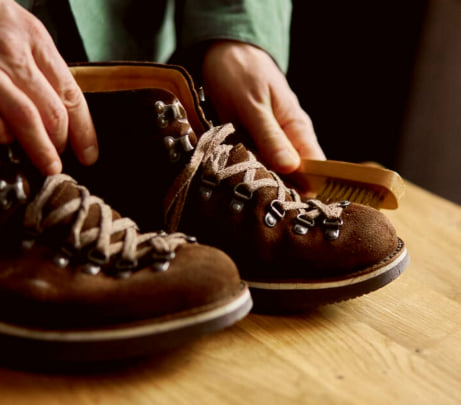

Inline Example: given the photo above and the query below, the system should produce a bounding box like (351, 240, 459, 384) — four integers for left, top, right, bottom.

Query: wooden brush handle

(288, 159, 406, 209)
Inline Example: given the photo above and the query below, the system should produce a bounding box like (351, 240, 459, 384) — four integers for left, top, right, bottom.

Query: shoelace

(23, 174, 189, 274)
(165, 123, 348, 239)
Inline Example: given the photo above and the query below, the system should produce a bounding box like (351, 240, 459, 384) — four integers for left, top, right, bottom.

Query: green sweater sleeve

(15, 0, 292, 73)
(177, 0, 292, 73)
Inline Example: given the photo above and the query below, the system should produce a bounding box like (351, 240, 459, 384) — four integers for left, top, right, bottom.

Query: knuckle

(298, 112, 315, 134)
(12, 58, 34, 83)
(0, 31, 16, 59)
(27, 16, 48, 39)
(0, 34, 28, 66)
(0, 45, 35, 83)
(44, 103, 67, 135)
(0, 14, 48, 75)
(60, 84, 83, 111)
(13, 102, 37, 122)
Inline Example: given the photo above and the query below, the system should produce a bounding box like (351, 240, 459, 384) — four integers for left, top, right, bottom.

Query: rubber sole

(247, 239, 409, 313)
(0, 283, 252, 368)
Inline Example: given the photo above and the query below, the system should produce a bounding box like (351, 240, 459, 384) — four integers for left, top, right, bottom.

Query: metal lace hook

(264, 199, 286, 228)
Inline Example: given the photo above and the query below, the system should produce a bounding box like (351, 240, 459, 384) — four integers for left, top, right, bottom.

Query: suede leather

(177, 144, 399, 279)
(62, 88, 402, 283)
(0, 243, 241, 328)
(0, 152, 243, 330)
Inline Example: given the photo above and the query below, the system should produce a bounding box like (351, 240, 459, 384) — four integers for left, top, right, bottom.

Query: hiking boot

(0, 144, 252, 365)
(66, 63, 409, 313)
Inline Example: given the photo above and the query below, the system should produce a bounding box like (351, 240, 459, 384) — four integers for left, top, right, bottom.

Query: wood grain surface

(0, 181, 460, 405)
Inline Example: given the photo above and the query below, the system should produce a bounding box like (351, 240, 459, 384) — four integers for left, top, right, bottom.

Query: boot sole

(0, 283, 252, 367)
(247, 239, 408, 313)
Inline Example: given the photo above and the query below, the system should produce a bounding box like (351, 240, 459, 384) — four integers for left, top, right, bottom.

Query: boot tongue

(220, 126, 272, 181)
(227, 143, 278, 182)
(43, 180, 124, 243)
(225, 140, 293, 204)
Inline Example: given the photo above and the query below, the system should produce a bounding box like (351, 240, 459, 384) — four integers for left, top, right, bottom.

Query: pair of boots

(0, 63, 408, 364)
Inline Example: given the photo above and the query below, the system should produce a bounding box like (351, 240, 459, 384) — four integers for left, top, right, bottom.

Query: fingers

(278, 105, 326, 162)
(0, 1, 98, 174)
(0, 70, 62, 174)
(202, 41, 326, 175)
(231, 88, 325, 174)
(237, 99, 301, 174)
(32, 40, 98, 166)
(268, 72, 326, 162)
(282, 116, 326, 162)
(3, 52, 70, 155)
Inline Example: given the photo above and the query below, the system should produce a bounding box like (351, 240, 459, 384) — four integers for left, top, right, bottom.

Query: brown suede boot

(0, 145, 251, 365)
(66, 63, 409, 313)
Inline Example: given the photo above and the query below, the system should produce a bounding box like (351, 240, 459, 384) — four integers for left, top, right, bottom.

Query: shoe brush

(287, 159, 405, 209)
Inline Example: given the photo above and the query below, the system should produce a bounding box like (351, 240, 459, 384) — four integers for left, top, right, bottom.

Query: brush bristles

(316, 179, 386, 208)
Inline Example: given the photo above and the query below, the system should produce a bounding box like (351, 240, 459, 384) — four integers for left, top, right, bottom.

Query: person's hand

(202, 40, 325, 174)
(0, 0, 98, 175)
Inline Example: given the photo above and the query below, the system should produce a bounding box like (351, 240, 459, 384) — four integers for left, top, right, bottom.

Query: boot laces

(24, 174, 190, 273)
(165, 124, 348, 238)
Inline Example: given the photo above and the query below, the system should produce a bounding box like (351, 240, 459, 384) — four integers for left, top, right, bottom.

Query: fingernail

(82, 145, 98, 165)
(274, 150, 299, 171)
(46, 160, 62, 175)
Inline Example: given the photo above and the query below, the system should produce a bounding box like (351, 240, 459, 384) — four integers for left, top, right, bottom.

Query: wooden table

(1, 181, 460, 405)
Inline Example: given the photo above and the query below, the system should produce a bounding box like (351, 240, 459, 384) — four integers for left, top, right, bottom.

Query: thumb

(240, 103, 301, 174)
(281, 111, 326, 161)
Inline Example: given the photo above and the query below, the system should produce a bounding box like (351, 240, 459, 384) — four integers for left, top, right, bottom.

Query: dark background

(287, 1, 428, 169)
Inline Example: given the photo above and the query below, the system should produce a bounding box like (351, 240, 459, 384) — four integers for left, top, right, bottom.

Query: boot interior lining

(69, 64, 209, 134)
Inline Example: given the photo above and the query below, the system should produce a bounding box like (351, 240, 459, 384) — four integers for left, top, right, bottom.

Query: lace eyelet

(322, 217, 344, 241)
(230, 182, 253, 214)
(185, 235, 197, 243)
(82, 263, 101, 275)
(0, 175, 27, 210)
(338, 200, 351, 208)
(152, 251, 176, 272)
(20, 228, 39, 250)
(199, 173, 220, 201)
(264, 200, 285, 228)
(293, 214, 316, 235)
(87, 248, 109, 266)
(155, 100, 183, 127)
(116, 257, 138, 271)
(114, 270, 133, 279)
(52, 252, 69, 268)
(164, 133, 194, 163)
